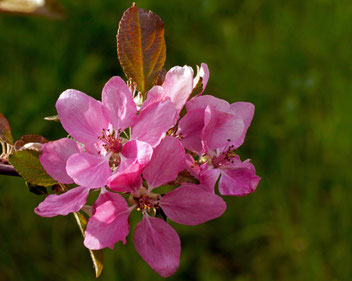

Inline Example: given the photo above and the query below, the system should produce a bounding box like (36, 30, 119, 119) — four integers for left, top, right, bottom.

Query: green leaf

(0, 113, 13, 144)
(8, 149, 57, 186)
(73, 212, 104, 278)
(117, 3, 166, 94)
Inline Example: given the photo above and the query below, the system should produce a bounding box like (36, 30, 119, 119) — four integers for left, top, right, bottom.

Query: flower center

(129, 187, 161, 215)
(210, 145, 236, 168)
(98, 128, 122, 153)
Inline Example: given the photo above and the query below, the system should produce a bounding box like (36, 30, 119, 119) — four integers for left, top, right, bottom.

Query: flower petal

(185, 154, 201, 179)
(120, 140, 153, 169)
(202, 105, 244, 152)
(162, 65, 194, 111)
(140, 85, 167, 111)
(134, 216, 180, 277)
(143, 136, 186, 189)
(199, 63, 209, 92)
(193, 63, 209, 95)
(177, 108, 205, 154)
(186, 95, 230, 112)
(56, 89, 110, 145)
(132, 100, 177, 147)
(199, 168, 221, 193)
(84, 191, 130, 250)
(160, 183, 226, 225)
(219, 157, 260, 196)
(102, 76, 137, 131)
(35, 186, 89, 217)
(40, 138, 83, 184)
(107, 162, 143, 193)
(66, 153, 111, 188)
(229, 102, 255, 148)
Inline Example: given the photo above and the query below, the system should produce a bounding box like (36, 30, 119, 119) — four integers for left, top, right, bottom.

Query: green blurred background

(1, 0, 352, 280)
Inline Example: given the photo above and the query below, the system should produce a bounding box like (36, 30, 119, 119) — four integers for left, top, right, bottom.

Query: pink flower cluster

(35, 64, 260, 277)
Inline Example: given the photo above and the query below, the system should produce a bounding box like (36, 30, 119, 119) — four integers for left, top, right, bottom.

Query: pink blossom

(36, 76, 178, 217)
(178, 95, 260, 195)
(84, 136, 226, 277)
(49, 76, 177, 187)
(55, 76, 176, 188)
(35, 64, 259, 277)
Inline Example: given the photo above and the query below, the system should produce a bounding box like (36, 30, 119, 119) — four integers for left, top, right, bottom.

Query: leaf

(0, 113, 13, 144)
(8, 149, 57, 186)
(26, 182, 48, 195)
(155, 68, 166, 86)
(117, 3, 166, 93)
(14, 134, 48, 151)
(0, 0, 66, 19)
(73, 212, 104, 278)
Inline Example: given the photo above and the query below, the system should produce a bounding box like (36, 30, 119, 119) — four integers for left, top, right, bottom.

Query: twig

(0, 163, 20, 177)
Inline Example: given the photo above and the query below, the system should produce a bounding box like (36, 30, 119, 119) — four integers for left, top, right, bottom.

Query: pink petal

(120, 140, 153, 169)
(177, 108, 205, 154)
(162, 65, 194, 111)
(107, 161, 143, 193)
(186, 95, 230, 112)
(84, 191, 130, 250)
(134, 216, 180, 277)
(199, 168, 221, 193)
(185, 156, 220, 193)
(140, 86, 168, 111)
(202, 105, 244, 152)
(35, 186, 89, 217)
(219, 158, 260, 196)
(102, 76, 137, 131)
(40, 138, 83, 184)
(229, 102, 255, 148)
(185, 154, 201, 179)
(131, 100, 177, 147)
(199, 63, 209, 92)
(56, 89, 110, 145)
(66, 153, 111, 188)
(160, 183, 226, 225)
(143, 136, 186, 189)
(193, 63, 209, 95)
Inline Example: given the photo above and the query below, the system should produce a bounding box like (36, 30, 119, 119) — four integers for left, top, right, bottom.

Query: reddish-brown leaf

(117, 3, 166, 93)
(14, 134, 48, 151)
(0, 113, 13, 144)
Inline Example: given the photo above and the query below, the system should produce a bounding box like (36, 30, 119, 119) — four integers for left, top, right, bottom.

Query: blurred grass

(1, 0, 352, 280)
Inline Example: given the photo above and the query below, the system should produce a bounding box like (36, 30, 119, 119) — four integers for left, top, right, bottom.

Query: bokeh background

(1, 0, 352, 280)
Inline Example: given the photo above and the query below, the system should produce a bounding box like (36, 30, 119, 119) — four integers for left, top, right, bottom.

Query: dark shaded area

(1, 0, 351, 280)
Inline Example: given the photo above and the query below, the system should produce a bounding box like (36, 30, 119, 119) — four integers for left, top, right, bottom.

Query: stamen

(98, 128, 122, 153)
(167, 126, 183, 140)
(130, 189, 161, 217)
(210, 146, 237, 168)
